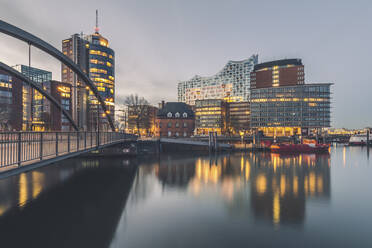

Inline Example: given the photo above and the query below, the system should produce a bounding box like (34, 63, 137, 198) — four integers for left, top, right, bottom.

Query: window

(175, 112, 180, 118)
(183, 122, 187, 128)
(176, 132, 179, 137)
(175, 122, 179, 128)
(167, 112, 172, 118)
(167, 122, 172, 128)
(183, 112, 188, 118)
(168, 131, 172, 137)
(183, 132, 187, 137)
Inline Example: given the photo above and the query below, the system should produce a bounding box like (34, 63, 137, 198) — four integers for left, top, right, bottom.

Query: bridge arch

(0, 19, 115, 131)
(0, 61, 79, 131)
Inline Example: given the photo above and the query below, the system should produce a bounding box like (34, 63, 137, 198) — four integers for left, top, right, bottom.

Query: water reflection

(0, 158, 137, 248)
(146, 152, 330, 227)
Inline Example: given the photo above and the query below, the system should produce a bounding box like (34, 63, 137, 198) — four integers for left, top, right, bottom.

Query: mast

(95, 9, 99, 34)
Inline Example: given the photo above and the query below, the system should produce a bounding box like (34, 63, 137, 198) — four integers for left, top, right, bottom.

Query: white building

(178, 55, 258, 105)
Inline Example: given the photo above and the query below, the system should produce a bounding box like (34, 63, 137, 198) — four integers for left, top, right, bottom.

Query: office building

(13, 65, 52, 131)
(0, 69, 22, 131)
(47, 81, 72, 131)
(195, 99, 227, 135)
(155, 101, 195, 138)
(62, 12, 115, 131)
(250, 59, 304, 89)
(228, 101, 250, 135)
(250, 83, 332, 136)
(178, 55, 258, 105)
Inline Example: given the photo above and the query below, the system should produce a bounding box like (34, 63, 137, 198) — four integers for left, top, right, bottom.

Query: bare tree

(117, 94, 149, 135)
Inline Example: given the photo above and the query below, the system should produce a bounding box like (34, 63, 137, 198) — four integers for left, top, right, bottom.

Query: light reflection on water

(111, 147, 372, 248)
(0, 147, 371, 247)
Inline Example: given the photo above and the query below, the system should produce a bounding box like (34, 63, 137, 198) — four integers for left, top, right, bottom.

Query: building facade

(14, 65, 52, 131)
(178, 55, 258, 105)
(250, 59, 304, 89)
(61, 34, 89, 130)
(0, 70, 22, 131)
(228, 101, 250, 135)
(155, 102, 195, 138)
(250, 83, 332, 136)
(195, 99, 227, 135)
(62, 25, 115, 131)
(47, 81, 72, 131)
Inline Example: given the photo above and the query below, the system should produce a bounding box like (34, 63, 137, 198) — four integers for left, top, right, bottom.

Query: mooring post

(367, 129, 370, 147)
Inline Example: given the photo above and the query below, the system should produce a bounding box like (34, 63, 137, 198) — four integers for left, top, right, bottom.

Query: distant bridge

(0, 131, 137, 178)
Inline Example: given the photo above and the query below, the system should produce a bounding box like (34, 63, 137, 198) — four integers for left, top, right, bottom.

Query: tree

(117, 94, 149, 135)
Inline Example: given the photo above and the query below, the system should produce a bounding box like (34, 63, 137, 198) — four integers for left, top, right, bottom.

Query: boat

(348, 134, 371, 146)
(270, 139, 330, 153)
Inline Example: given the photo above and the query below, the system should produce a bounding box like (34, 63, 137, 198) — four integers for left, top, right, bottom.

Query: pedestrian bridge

(0, 131, 136, 178)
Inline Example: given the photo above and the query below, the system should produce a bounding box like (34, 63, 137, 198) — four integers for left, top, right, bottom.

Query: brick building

(155, 102, 195, 138)
(250, 59, 304, 89)
(47, 81, 73, 131)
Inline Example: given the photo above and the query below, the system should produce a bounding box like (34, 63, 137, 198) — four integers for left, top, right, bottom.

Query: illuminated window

(175, 112, 180, 118)
(167, 112, 172, 118)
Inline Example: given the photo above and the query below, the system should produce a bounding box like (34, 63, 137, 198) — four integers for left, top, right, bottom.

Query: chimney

(158, 100, 165, 109)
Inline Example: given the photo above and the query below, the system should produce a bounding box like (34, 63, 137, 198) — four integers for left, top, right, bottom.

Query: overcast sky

(0, 0, 371, 128)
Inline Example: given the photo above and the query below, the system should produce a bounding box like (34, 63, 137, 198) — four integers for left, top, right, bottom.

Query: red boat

(270, 139, 330, 153)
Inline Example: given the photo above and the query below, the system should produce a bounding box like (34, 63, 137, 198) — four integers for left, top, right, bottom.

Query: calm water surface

(0, 146, 371, 247)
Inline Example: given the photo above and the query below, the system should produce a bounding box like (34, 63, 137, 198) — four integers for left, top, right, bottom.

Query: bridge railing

(0, 131, 135, 168)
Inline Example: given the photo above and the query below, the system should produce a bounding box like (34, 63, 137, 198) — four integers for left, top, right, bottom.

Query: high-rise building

(62, 34, 89, 130)
(250, 59, 304, 89)
(13, 64, 52, 131)
(62, 11, 115, 131)
(178, 55, 258, 105)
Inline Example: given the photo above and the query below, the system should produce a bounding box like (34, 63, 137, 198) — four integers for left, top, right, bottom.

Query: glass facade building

(195, 99, 227, 135)
(85, 33, 115, 130)
(250, 84, 331, 136)
(13, 65, 52, 131)
(62, 31, 115, 131)
(178, 55, 258, 105)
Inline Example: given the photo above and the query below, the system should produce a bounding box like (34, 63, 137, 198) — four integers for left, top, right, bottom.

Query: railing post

(68, 132, 70, 153)
(40, 132, 43, 160)
(18, 132, 22, 167)
(97, 131, 100, 148)
(84, 132, 87, 149)
(56, 132, 58, 155)
(91, 131, 93, 148)
(77, 132, 79, 151)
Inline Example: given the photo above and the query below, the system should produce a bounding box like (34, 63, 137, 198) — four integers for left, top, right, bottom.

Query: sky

(0, 0, 371, 128)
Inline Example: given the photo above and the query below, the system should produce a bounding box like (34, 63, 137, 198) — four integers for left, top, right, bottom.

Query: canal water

(0, 146, 371, 247)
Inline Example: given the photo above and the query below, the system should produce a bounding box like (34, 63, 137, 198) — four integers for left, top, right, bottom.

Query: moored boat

(349, 134, 371, 146)
(270, 139, 330, 153)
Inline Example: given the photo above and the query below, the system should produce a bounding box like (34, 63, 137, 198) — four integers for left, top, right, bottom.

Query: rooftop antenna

(94, 9, 99, 33)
